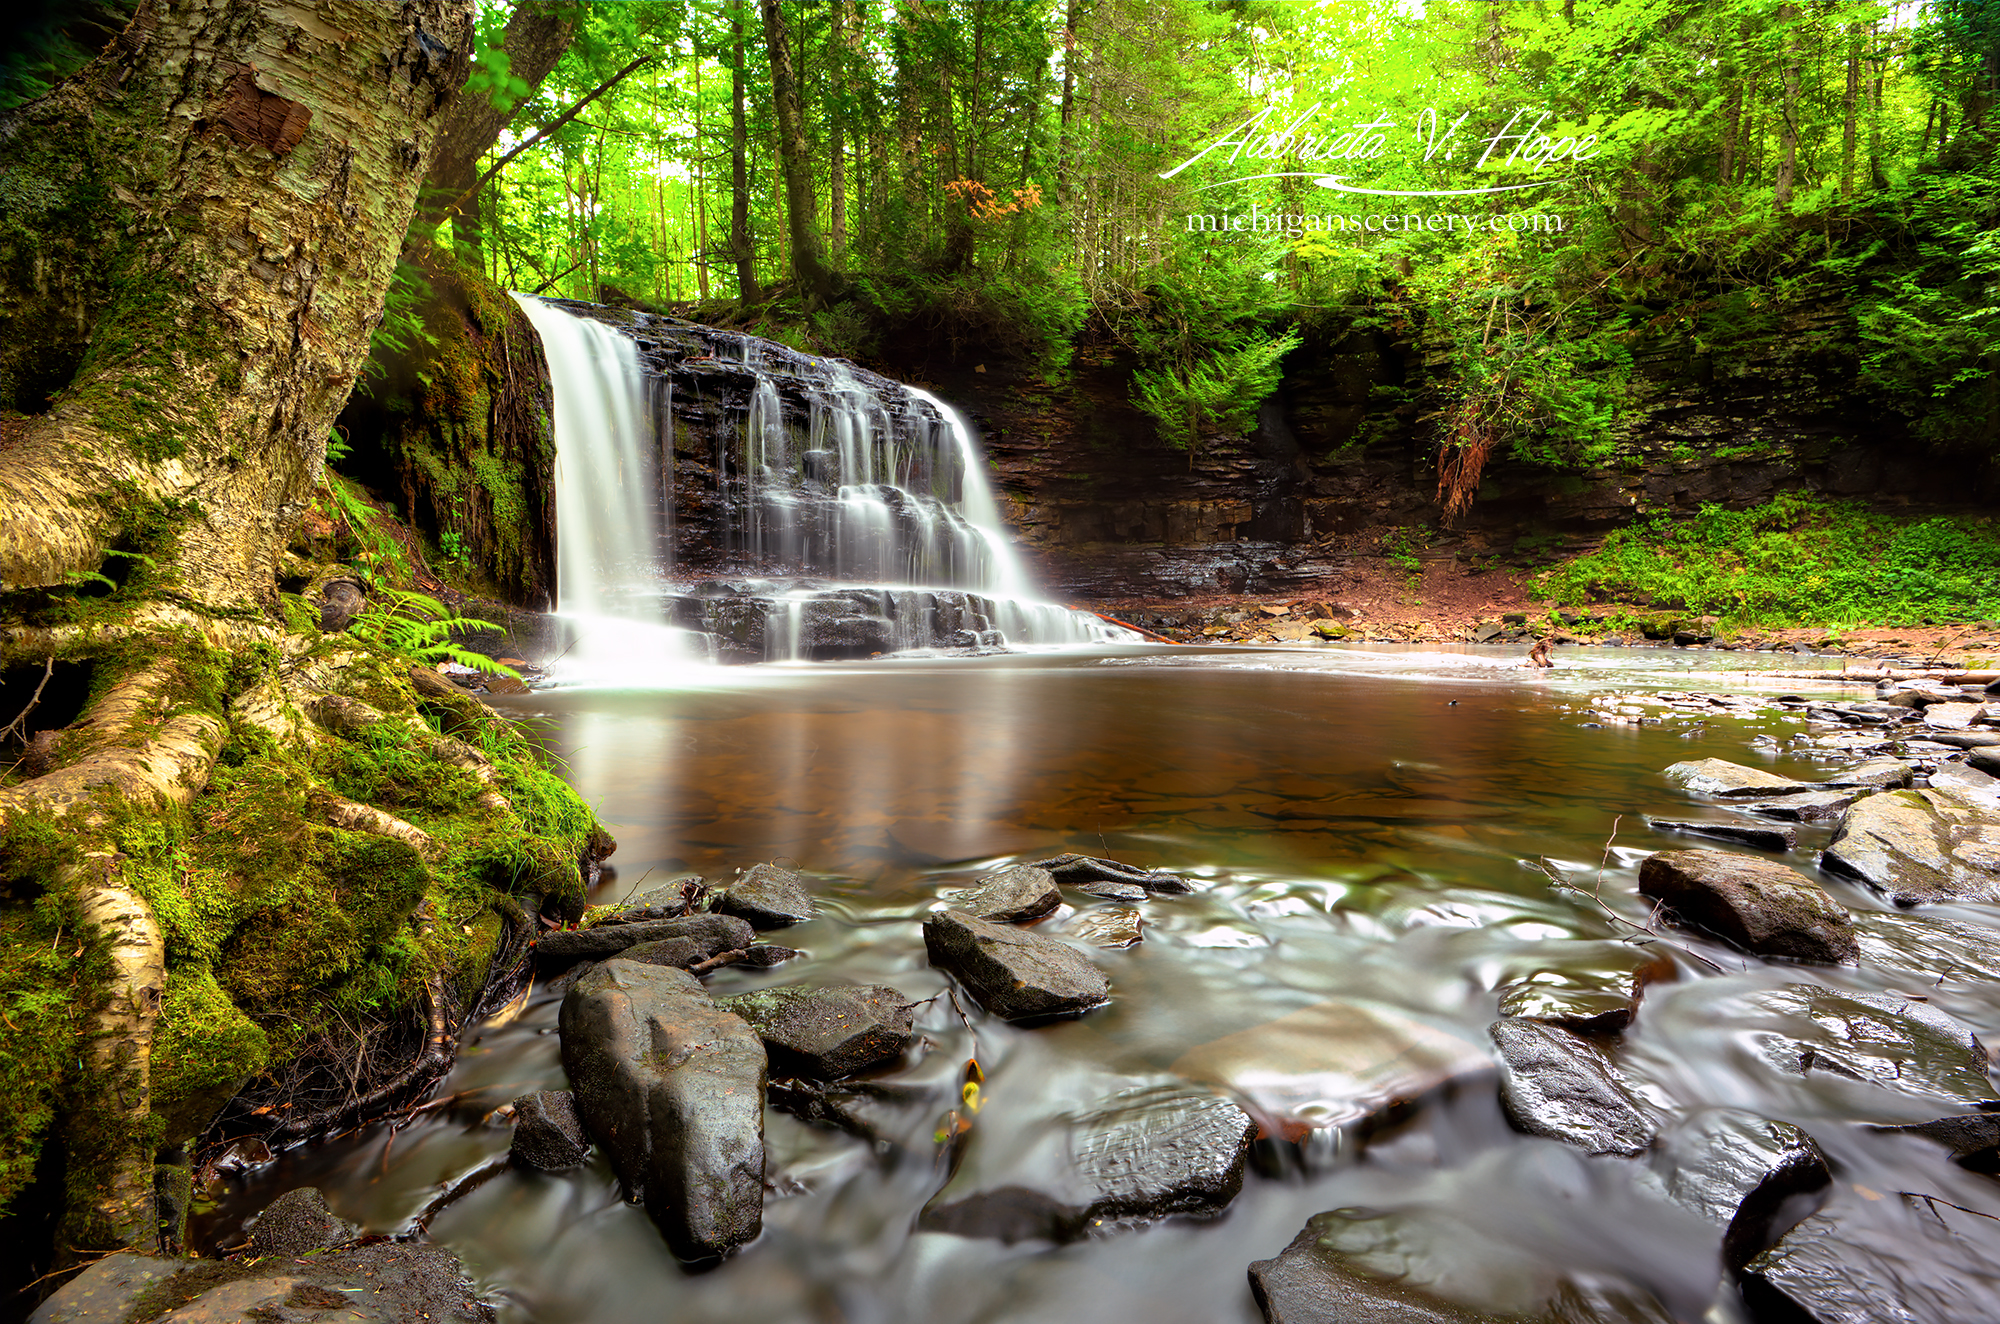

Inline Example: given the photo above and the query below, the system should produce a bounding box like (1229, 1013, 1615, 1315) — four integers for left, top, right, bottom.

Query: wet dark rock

(768, 1078, 941, 1150)
(28, 1253, 184, 1324)
(1822, 758, 1915, 790)
(1249, 1211, 1678, 1324)
(538, 913, 754, 966)
(1741, 1182, 2000, 1324)
(921, 1082, 1256, 1243)
(714, 862, 816, 928)
(1174, 999, 1495, 1142)
(1853, 910, 2000, 986)
(559, 960, 766, 1260)
(1495, 948, 1672, 1036)
(593, 879, 703, 924)
(1743, 790, 1858, 822)
(1026, 852, 1194, 893)
(1867, 1112, 2000, 1173)
(1651, 1109, 1831, 1267)
(1489, 1019, 1655, 1156)
(944, 865, 1061, 923)
(717, 984, 915, 1079)
(741, 942, 802, 967)
(1064, 906, 1145, 948)
(1970, 748, 2000, 777)
(1743, 984, 1997, 1107)
(1637, 849, 1858, 965)
(247, 1186, 359, 1256)
(1072, 878, 1148, 901)
(922, 909, 1109, 1021)
(317, 578, 366, 633)
(1822, 788, 2000, 906)
(1926, 730, 2000, 749)
(1664, 759, 1815, 798)
(508, 1089, 592, 1172)
(1646, 818, 1797, 851)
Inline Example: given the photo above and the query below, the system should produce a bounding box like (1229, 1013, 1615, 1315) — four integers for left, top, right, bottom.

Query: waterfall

(514, 294, 1136, 668)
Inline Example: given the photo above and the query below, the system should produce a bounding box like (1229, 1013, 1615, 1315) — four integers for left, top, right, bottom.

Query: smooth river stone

(508, 1089, 592, 1171)
(559, 960, 765, 1261)
(1663, 759, 1816, 798)
(1637, 849, 1858, 965)
(923, 909, 1109, 1021)
(1741, 1180, 2000, 1324)
(713, 862, 816, 928)
(944, 865, 1061, 923)
(1743, 790, 1858, 822)
(1868, 1112, 2000, 1173)
(1821, 758, 1915, 790)
(1170, 1000, 1493, 1142)
(1646, 817, 1797, 851)
(1490, 1019, 1655, 1157)
(1821, 788, 2000, 906)
(538, 912, 753, 966)
(1495, 944, 1674, 1035)
(1742, 983, 1997, 1109)
(717, 984, 915, 1079)
(1923, 702, 1989, 729)
(1026, 852, 1195, 893)
(1650, 1109, 1831, 1268)
(921, 1080, 1256, 1243)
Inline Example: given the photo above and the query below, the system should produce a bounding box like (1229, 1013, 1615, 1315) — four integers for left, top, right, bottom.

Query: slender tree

(760, 0, 838, 305)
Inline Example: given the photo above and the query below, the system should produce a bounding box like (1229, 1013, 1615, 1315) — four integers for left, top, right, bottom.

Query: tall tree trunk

(1055, 0, 1083, 203)
(417, 0, 580, 254)
(730, 0, 759, 303)
(1842, 24, 1860, 198)
(828, 0, 848, 259)
(1773, 2, 1802, 206)
(895, 0, 925, 215)
(759, 0, 838, 306)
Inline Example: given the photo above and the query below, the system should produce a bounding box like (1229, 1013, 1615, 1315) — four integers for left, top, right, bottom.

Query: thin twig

(402, 1157, 512, 1238)
(689, 947, 749, 975)
(0, 655, 55, 744)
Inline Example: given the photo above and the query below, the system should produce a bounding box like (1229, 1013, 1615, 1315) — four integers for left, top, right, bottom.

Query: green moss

(0, 892, 101, 1212)
(149, 965, 269, 1143)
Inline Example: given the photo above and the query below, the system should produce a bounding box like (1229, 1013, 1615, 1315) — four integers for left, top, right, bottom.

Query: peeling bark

(70, 872, 167, 1252)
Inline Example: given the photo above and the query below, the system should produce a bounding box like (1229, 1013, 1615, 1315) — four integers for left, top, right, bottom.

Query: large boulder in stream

(921, 1079, 1257, 1243)
(714, 862, 816, 928)
(1663, 759, 1816, 798)
(923, 909, 1109, 1021)
(1637, 849, 1858, 965)
(1821, 787, 2000, 906)
(944, 865, 1061, 923)
(1489, 1019, 1655, 1156)
(559, 960, 766, 1260)
(718, 984, 915, 1078)
(1738, 984, 1997, 1109)
(538, 912, 753, 967)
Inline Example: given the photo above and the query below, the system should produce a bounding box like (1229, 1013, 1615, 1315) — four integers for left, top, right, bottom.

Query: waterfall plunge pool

(191, 645, 2000, 1324)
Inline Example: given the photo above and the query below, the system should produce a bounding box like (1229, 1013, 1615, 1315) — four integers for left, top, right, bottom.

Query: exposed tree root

(70, 872, 166, 1251)
(319, 795, 437, 859)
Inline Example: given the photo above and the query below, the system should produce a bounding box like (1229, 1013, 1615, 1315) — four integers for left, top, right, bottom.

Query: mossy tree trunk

(0, 0, 608, 1281)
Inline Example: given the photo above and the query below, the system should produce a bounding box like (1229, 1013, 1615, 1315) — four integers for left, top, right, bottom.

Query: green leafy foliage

(1131, 329, 1300, 451)
(1538, 494, 2000, 627)
(342, 588, 521, 679)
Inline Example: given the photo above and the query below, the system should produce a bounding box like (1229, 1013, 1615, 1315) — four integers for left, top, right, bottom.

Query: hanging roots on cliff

(1437, 395, 1500, 525)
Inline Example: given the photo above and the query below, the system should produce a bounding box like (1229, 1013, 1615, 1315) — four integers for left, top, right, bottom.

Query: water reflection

(199, 646, 2000, 1324)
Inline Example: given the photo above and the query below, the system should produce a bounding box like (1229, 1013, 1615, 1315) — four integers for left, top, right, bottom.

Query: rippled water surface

(201, 645, 2000, 1323)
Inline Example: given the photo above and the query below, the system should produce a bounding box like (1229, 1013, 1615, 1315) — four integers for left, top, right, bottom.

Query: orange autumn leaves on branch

(943, 178, 1043, 222)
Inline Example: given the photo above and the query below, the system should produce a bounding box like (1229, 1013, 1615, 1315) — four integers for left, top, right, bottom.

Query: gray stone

(247, 1187, 359, 1257)
(1743, 984, 1997, 1107)
(717, 984, 915, 1079)
(1173, 999, 1495, 1142)
(33, 1244, 490, 1324)
(559, 960, 766, 1260)
(1646, 818, 1797, 851)
(1652, 1109, 1831, 1268)
(1742, 1182, 2000, 1324)
(317, 578, 366, 633)
(538, 913, 753, 966)
(944, 865, 1061, 923)
(1026, 852, 1194, 893)
(1822, 758, 1915, 790)
(1072, 879, 1147, 902)
(1924, 702, 1989, 729)
(1968, 748, 2000, 777)
(1663, 759, 1816, 798)
(593, 879, 702, 925)
(1822, 788, 2000, 906)
(923, 909, 1108, 1021)
(713, 863, 816, 928)
(29, 1254, 184, 1324)
(1743, 790, 1858, 822)
(768, 1078, 941, 1150)
(1868, 1112, 2000, 1173)
(1925, 730, 2000, 749)
(921, 1081, 1256, 1243)
(1489, 1019, 1655, 1156)
(508, 1089, 591, 1171)
(1637, 849, 1857, 964)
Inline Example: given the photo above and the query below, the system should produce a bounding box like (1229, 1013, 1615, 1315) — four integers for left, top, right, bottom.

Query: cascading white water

(511, 293, 706, 676)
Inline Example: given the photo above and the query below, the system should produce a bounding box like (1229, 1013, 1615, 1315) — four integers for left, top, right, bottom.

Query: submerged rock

(1637, 849, 1858, 964)
(1063, 906, 1145, 948)
(922, 909, 1108, 1021)
(714, 863, 816, 928)
(559, 960, 766, 1260)
(1495, 945, 1673, 1035)
(1663, 759, 1815, 798)
(1867, 1112, 2000, 1173)
(1489, 1019, 1655, 1156)
(944, 864, 1061, 923)
(768, 1078, 941, 1150)
(1172, 1000, 1493, 1142)
(1651, 1109, 1831, 1267)
(1646, 818, 1797, 851)
(1248, 1211, 1678, 1324)
(538, 913, 753, 966)
(1853, 909, 2000, 986)
(509, 1089, 592, 1172)
(1821, 788, 2000, 906)
(718, 984, 915, 1079)
(247, 1186, 360, 1256)
(1741, 1182, 2000, 1324)
(921, 1080, 1256, 1243)
(1026, 852, 1194, 893)
(1742, 984, 1997, 1108)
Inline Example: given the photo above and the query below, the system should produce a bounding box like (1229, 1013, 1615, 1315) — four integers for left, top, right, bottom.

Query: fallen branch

(402, 1156, 512, 1238)
(0, 654, 53, 744)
